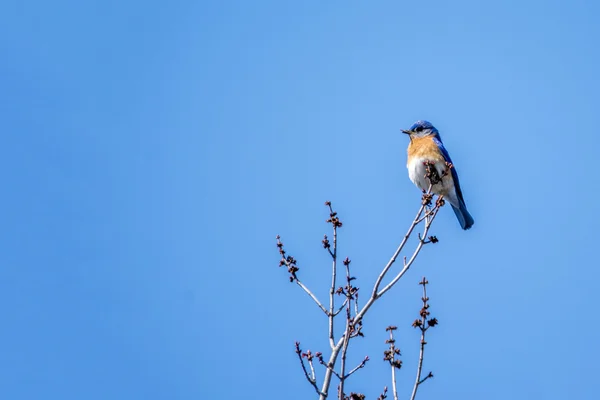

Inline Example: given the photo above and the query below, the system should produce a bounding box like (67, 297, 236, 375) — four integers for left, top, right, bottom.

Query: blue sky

(1, 0, 599, 399)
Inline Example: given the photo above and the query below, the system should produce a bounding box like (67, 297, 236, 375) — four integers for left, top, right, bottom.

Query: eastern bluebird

(402, 120, 474, 230)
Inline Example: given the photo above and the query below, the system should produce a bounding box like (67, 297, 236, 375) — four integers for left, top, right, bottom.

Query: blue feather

(432, 136, 474, 230)
(451, 200, 475, 230)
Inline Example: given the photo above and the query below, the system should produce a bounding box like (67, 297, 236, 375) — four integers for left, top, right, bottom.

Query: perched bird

(402, 120, 474, 230)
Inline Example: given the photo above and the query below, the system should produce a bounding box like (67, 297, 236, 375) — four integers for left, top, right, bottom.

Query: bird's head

(402, 120, 440, 139)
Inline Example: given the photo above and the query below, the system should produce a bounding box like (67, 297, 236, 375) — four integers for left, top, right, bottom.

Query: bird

(402, 120, 474, 230)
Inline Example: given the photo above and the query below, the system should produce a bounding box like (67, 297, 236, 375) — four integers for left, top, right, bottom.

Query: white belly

(407, 157, 456, 198)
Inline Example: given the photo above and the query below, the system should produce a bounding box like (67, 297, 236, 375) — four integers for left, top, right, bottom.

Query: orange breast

(407, 136, 445, 161)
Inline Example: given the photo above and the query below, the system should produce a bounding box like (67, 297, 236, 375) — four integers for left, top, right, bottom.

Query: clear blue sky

(1, 1, 598, 399)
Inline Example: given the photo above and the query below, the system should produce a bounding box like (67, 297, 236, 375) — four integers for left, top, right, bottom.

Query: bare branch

(391, 358, 398, 400)
(295, 342, 322, 396)
(338, 257, 354, 399)
(308, 357, 317, 382)
(327, 201, 339, 350)
(383, 326, 401, 400)
(333, 298, 349, 316)
(344, 356, 369, 379)
(352, 186, 440, 327)
(338, 332, 350, 399)
(295, 279, 329, 315)
(416, 206, 438, 224)
(322, 187, 441, 399)
(277, 236, 329, 315)
(316, 352, 342, 380)
(377, 386, 389, 400)
(376, 205, 441, 298)
(418, 371, 434, 385)
(319, 339, 344, 400)
(410, 277, 437, 400)
(281, 162, 446, 398)
(372, 193, 429, 294)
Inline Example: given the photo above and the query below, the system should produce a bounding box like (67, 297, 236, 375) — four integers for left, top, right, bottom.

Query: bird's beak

(401, 129, 413, 135)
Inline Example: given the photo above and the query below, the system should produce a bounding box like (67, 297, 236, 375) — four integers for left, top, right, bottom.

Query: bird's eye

(415, 126, 424, 132)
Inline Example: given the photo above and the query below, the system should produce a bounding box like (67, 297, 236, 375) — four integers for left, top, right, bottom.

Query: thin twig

(384, 327, 401, 400)
(418, 372, 434, 385)
(376, 204, 441, 298)
(295, 343, 322, 396)
(391, 367, 398, 398)
(391, 359, 398, 400)
(328, 203, 338, 349)
(410, 278, 436, 400)
(416, 208, 436, 224)
(338, 327, 350, 399)
(338, 258, 353, 399)
(276, 238, 330, 316)
(372, 188, 430, 293)
(377, 386, 389, 400)
(333, 298, 349, 316)
(295, 280, 329, 315)
(410, 324, 426, 397)
(316, 352, 342, 380)
(309, 358, 317, 382)
(344, 356, 369, 379)
(352, 185, 437, 326)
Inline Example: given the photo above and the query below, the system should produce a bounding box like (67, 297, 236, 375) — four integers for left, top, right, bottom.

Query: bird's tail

(451, 200, 474, 230)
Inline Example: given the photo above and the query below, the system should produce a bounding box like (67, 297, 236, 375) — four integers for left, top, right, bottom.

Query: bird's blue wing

(432, 136, 466, 205)
(432, 136, 474, 229)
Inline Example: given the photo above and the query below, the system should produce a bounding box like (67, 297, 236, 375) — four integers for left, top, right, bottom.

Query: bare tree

(277, 162, 448, 399)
